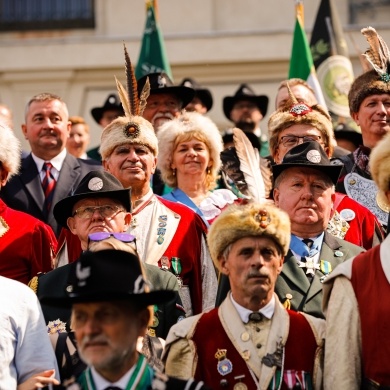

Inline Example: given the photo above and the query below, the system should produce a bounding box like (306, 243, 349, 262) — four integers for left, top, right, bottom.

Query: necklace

(130, 194, 154, 228)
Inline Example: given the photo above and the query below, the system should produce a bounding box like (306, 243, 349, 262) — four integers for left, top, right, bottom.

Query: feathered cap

(370, 131, 390, 196)
(0, 123, 21, 179)
(207, 202, 291, 270)
(156, 111, 223, 189)
(349, 27, 390, 113)
(268, 84, 334, 158)
(100, 44, 158, 160)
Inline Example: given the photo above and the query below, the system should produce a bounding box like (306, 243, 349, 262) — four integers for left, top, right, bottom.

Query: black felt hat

(53, 170, 131, 228)
(334, 123, 363, 149)
(40, 249, 175, 307)
(137, 72, 195, 108)
(223, 84, 269, 120)
(272, 141, 343, 185)
(91, 94, 124, 124)
(180, 78, 213, 111)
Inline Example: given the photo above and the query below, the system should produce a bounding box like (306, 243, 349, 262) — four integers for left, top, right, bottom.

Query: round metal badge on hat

(306, 149, 321, 163)
(88, 177, 104, 191)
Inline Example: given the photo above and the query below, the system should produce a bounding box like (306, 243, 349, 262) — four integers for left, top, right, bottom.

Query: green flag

(288, 17, 326, 107)
(310, 0, 354, 118)
(135, 3, 172, 80)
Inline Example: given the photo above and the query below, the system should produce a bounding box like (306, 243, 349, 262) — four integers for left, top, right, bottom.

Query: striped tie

(42, 162, 56, 214)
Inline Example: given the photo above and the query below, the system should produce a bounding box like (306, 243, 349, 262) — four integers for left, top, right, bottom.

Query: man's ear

(67, 217, 77, 234)
(273, 188, 280, 206)
(219, 256, 229, 276)
(123, 213, 132, 230)
(0, 169, 9, 187)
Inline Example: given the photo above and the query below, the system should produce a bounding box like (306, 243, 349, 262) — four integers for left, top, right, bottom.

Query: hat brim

(91, 106, 124, 125)
(272, 163, 342, 186)
(151, 86, 195, 108)
(195, 89, 213, 111)
(53, 188, 131, 229)
(223, 95, 269, 120)
(40, 289, 176, 308)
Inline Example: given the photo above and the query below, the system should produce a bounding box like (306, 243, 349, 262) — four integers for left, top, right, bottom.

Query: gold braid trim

(28, 276, 39, 294)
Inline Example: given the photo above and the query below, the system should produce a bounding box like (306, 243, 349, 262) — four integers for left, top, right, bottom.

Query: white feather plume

(233, 128, 266, 201)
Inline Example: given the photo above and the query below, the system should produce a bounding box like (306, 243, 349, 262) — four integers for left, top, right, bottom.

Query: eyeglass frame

(278, 134, 324, 148)
(72, 204, 126, 220)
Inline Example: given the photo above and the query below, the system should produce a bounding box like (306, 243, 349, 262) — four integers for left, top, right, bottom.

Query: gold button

(241, 332, 250, 342)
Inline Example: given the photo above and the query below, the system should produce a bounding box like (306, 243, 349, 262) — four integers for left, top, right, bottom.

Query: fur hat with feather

(0, 123, 21, 180)
(207, 202, 291, 271)
(100, 44, 158, 160)
(156, 111, 223, 190)
(349, 27, 390, 114)
(268, 84, 334, 158)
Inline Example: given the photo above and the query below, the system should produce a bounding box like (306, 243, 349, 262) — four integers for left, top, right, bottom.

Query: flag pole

(295, 0, 304, 25)
(153, 0, 159, 20)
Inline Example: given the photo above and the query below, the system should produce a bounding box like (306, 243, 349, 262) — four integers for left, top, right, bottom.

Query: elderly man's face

(273, 167, 335, 237)
(67, 197, 131, 250)
(103, 144, 157, 191)
(352, 94, 390, 148)
(72, 301, 149, 380)
(143, 93, 181, 131)
(220, 236, 283, 310)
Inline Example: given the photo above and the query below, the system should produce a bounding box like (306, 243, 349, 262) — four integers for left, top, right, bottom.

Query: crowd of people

(1, 27, 390, 389)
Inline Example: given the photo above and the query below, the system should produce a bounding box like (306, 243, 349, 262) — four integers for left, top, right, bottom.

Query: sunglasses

(88, 232, 136, 243)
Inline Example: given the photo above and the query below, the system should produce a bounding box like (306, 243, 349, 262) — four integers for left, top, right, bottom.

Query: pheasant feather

(361, 27, 390, 76)
(233, 128, 266, 201)
(123, 43, 139, 115)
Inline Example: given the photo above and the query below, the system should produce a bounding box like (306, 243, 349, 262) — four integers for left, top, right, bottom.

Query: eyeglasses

(72, 205, 125, 219)
(279, 135, 323, 148)
(88, 232, 136, 243)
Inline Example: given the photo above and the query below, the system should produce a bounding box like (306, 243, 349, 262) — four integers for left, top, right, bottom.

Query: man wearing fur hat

(41, 249, 209, 390)
(223, 83, 269, 157)
(163, 202, 325, 389)
(334, 27, 390, 227)
(100, 55, 217, 318)
(0, 122, 57, 284)
(323, 131, 390, 388)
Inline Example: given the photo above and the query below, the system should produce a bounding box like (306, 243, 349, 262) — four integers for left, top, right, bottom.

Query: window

(349, 0, 390, 25)
(0, 0, 95, 31)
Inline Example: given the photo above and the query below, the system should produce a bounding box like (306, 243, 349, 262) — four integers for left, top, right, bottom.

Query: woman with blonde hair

(157, 111, 237, 225)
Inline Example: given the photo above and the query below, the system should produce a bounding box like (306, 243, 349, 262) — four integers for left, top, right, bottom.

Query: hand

(17, 369, 60, 390)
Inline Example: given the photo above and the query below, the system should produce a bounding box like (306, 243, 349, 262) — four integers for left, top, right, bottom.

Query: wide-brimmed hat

(40, 249, 175, 307)
(179, 78, 213, 111)
(91, 94, 124, 124)
(137, 72, 195, 108)
(53, 170, 131, 228)
(272, 141, 342, 185)
(223, 84, 269, 120)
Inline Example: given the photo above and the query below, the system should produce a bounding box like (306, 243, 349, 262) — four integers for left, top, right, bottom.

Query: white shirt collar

(90, 365, 135, 390)
(230, 292, 275, 323)
(31, 148, 67, 175)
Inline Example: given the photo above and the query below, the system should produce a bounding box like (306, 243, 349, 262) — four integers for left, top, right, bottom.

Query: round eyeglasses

(279, 135, 323, 148)
(88, 232, 136, 243)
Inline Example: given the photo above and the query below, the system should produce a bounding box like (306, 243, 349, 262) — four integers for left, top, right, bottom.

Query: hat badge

(289, 102, 312, 117)
(133, 274, 146, 294)
(123, 122, 140, 139)
(255, 209, 271, 229)
(158, 75, 167, 88)
(108, 96, 116, 104)
(306, 150, 321, 164)
(88, 177, 104, 191)
(76, 262, 91, 287)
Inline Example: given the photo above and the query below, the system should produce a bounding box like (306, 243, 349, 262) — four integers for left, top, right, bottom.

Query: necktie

(248, 312, 263, 322)
(41, 162, 56, 214)
(301, 238, 315, 280)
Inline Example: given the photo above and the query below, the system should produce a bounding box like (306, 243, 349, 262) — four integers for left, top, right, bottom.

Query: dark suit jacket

(275, 232, 364, 318)
(215, 232, 364, 319)
(0, 153, 101, 237)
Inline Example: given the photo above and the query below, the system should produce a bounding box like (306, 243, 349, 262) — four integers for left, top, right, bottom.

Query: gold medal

(233, 383, 248, 390)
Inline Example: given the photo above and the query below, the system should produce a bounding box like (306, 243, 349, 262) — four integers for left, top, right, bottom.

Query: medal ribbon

(171, 257, 182, 275)
(82, 354, 153, 390)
